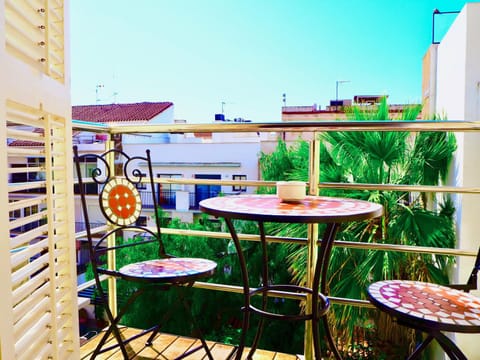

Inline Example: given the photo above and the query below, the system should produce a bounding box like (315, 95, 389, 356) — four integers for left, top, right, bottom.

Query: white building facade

(423, 3, 480, 358)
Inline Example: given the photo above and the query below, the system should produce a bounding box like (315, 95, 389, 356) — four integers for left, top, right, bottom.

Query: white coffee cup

(276, 181, 306, 202)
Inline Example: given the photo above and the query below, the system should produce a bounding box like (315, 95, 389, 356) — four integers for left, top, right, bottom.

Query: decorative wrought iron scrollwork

(125, 159, 146, 186)
(89, 155, 110, 185)
(78, 149, 149, 187)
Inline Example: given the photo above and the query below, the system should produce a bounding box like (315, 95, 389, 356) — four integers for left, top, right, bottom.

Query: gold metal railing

(73, 120, 480, 358)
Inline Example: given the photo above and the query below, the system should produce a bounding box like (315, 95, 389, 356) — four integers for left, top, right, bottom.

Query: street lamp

(432, 8, 460, 44)
(335, 80, 350, 111)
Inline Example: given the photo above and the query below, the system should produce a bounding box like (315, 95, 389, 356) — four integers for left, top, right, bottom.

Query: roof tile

(72, 102, 173, 123)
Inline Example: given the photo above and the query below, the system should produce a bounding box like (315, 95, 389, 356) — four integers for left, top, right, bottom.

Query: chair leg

(406, 334, 434, 360)
(179, 295, 214, 360)
(147, 285, 213, 360)
(145, 296, 179, 346)
(91, 291, 131, 359)
(435, 331, 468, 360)
(143, 285, 191, 347)
(91, 322, 129, 359)
(93, 286, 161, 359)
(145, 324, 161, 346)
(406, 331, 467, 360)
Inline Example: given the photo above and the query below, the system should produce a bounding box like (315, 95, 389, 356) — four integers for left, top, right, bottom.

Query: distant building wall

(149, 106, 175, 124)
(282, 111, 346, 121)
(421, 45, 438, 118)
(124, 141, 260, 195)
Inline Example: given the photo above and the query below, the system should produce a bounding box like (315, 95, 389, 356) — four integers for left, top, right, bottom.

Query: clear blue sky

(70, 0, 471, 122)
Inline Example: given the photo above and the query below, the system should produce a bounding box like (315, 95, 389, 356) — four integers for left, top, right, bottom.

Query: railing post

(304, 133, 321, 360)
(105, 139, 118, 318)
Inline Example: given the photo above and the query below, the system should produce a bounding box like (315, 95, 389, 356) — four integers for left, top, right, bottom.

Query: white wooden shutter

(1, 1, 79, 359)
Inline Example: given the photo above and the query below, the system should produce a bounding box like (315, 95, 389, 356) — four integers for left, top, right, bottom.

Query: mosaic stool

(368, 279, 480, 360)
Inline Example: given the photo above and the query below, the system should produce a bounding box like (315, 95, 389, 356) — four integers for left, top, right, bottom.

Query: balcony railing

(138, 189, 228, 210)
(71, 120, 480, 359)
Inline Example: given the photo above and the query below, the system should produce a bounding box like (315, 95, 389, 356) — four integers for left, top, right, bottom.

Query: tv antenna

(221, 100, 235, 115)
(95, 84, 104, 104)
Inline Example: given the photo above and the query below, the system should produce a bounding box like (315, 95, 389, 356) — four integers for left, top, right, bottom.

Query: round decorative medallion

(100, 178, 142, 225)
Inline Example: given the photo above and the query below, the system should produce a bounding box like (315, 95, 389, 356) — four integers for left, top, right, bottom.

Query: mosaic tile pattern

(119, 258, 217, 281)
(368, 280, 480, 331)
(200, 194, 383, 223)
(101, 178, 142, 226)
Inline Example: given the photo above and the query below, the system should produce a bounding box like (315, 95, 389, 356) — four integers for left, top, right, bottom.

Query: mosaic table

(200, 194, 383, 360)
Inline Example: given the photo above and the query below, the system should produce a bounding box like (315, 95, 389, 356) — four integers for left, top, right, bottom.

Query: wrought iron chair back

(75, 148, 165, 278)
(73, 146, 216, 359)
(449, 245, 480, 292)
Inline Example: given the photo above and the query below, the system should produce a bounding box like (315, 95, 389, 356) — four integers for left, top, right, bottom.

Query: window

(195, 174, 221, 207)
(10, 204, 45, 233)
(136, 173, 147, 190)
(157, 174, 182, 208)
(136, 216, 147, 227)
(10, 160, 46, 193)
(74, 155, 98, 195)
(233, 175, 247, 192)
(9, 209, 21, 220)
(27, 158, 46, 181)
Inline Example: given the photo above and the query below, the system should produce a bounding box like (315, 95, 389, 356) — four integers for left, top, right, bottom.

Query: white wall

(125, 141, 260, 195)
(122, 106, 175, 144)
(434, 3, 480, 358)
(149, 106, 175, 124)
(436, 9, 467, 120)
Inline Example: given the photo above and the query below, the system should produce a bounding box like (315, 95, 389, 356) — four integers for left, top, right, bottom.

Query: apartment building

(72, 102, 263, 225)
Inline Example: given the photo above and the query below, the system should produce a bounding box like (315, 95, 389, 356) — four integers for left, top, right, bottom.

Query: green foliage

(259, 97, 457, 358)
(258, 139, 310, 193)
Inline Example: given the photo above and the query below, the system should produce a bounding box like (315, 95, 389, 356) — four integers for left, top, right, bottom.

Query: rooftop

(72, 102, 173, 123)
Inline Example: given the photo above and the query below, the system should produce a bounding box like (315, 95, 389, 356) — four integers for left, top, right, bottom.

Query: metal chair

(367, 246, 480, 360)
(73, 146, 217, 359)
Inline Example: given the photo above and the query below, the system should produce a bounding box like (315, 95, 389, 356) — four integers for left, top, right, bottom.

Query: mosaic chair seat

(73, 146, 217, 359)
(367, 246, 480, 360)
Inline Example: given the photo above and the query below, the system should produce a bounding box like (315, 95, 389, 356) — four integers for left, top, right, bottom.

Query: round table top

(199, 194, 383, 223)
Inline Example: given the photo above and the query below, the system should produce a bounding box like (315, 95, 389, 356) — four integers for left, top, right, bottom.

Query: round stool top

(119, 257, 217, 283)
(368, 280, 480, 333)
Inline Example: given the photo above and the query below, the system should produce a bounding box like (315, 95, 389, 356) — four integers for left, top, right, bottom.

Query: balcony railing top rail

(72, 119, 480, 134)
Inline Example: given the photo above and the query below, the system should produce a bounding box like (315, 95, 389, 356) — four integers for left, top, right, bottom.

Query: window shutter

(1, 1, 79, 359)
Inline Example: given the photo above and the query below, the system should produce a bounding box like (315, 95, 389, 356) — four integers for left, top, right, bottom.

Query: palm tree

(259, 98, 457, 358)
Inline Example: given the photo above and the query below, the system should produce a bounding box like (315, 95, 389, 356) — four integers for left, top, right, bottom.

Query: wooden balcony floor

(80, 326, 300, 359)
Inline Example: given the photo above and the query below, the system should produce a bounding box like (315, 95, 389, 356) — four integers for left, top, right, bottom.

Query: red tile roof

(8, 128, 44, 147)
(8, 140, 43, 147)
(72, 102, 173, 123)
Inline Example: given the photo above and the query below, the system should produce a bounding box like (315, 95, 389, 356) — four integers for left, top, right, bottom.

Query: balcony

(54, 120, 478, 359)
(5, 118, 480, 358)
(2, 100, 480, 358)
